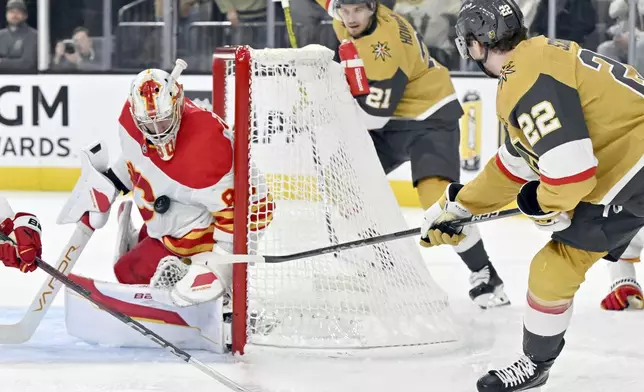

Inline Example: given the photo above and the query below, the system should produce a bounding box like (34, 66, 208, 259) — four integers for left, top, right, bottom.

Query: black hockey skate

(469, 263, 510, 309)
(477, 354, 555, 392)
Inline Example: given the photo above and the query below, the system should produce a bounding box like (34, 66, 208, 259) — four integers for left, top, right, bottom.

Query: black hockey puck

(154, 195, 171, 214)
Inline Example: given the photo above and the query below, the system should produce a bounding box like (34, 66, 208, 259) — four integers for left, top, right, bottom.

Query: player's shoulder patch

(497, 61, 517, 90)
(358, 12, 407, 80)
(497, 38, 551, 95)
(371, 41, 393, 62)
(495, 41, 545, 125)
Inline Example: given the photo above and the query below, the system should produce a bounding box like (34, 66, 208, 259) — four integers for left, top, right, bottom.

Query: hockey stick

(0, 220, 94, 344)
(195, 208, 522, 265)
(281, 0, 298, 49)
(0, 233, 252, 392)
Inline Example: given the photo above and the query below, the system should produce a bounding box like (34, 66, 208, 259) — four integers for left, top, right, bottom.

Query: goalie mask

(129, 60, 187, 161)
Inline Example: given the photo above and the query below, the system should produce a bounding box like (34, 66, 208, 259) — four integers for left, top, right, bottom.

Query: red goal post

(213, 46, 251, 354)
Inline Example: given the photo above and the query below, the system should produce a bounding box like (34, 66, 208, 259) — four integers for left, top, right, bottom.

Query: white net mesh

(217, 45, 458, 350)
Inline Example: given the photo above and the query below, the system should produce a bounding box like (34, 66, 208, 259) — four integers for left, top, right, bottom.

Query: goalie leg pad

(114, 237, 173, 284)
(65, 274, 227, 352)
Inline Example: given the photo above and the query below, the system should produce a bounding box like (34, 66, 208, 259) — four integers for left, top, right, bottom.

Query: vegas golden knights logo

(459, 91, 482, 171)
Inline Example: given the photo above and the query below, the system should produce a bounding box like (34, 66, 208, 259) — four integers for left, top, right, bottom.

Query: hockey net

(212, 45, 458, 354)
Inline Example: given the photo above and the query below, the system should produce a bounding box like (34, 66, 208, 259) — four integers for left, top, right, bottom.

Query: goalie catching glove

(420, 183, 471, 247)
(517, 180, 571, 232)
(150, 253, 232, 307)
(0, 213, 42, 273)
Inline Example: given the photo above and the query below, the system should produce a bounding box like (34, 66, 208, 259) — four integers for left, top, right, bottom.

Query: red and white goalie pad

(64, 274, 230, 352)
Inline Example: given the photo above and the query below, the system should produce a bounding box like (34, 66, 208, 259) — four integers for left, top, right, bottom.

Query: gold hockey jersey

(457, 36, 644, 215)
(316, 0, 462, 128)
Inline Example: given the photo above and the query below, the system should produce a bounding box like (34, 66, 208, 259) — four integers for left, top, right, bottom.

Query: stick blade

(0, 322, 33, 344)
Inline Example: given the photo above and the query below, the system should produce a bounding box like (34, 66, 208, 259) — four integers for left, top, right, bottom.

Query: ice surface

(0, 191, 642, 392)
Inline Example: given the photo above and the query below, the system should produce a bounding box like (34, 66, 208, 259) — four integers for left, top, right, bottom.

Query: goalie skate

(114, 200, 139, 264)
(469, 263, 510, 309)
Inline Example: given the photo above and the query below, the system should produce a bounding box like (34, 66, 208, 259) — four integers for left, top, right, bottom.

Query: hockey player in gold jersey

(317, 0, 510, 309)
(420, 0, 644, 390)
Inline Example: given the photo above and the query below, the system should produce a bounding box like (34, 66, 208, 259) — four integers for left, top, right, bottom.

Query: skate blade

(474, 285, 511, 309)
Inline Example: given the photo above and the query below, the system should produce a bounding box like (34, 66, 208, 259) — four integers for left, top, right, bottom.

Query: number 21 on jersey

(366, 87, 392, 109)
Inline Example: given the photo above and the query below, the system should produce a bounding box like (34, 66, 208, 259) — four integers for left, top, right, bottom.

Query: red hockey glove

(601, 278, 644, 310)
(338, 40, 370, 97)
(0, 213, 42, 273)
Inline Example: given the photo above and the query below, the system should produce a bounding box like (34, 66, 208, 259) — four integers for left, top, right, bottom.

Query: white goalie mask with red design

(129, 59, 187, 161)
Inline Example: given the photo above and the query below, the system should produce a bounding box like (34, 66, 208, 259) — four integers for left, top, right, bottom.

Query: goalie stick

(194, 208, 522, 265)
(0, 233, 254, 392)
(0, 219, 94, 344)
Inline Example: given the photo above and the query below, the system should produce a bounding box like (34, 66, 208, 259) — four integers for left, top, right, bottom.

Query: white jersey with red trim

(113, 98, 273, 257)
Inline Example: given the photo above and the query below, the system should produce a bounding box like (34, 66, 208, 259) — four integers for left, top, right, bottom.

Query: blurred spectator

(210, 0, 226, 21)
(394, 0, 460, 69)
(156, 0, 200, 56)
(531, 0, 597, 48)
(215, 0, 267, 48)
(49, 0, 87, 52)
(597, 0, 644, 74)
(52, 26, 102, 71)
(0, 0, 37, 71)
(156, 0, 200, 22)
(290, 0, 334, 47)
(514, 0, 540, 30)
(0, 0, 36, 30)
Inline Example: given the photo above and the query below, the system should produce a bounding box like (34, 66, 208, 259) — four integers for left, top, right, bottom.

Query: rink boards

(0, 74, 501, 207)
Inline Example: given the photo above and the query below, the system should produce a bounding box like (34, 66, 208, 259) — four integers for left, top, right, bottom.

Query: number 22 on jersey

(517, 40, 644, 146)
(578, 48, 644, 97)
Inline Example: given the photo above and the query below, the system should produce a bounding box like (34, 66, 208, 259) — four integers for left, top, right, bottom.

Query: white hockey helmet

(129, 59, 187, 161)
